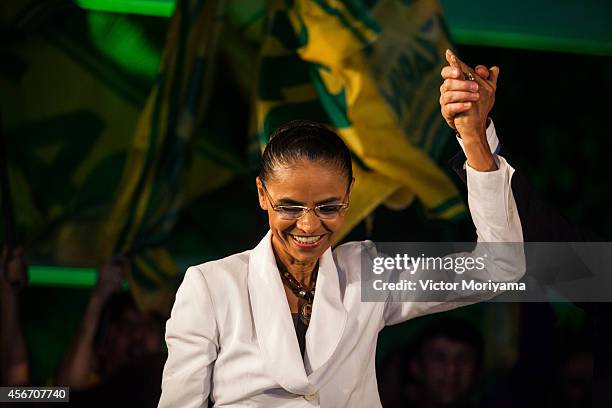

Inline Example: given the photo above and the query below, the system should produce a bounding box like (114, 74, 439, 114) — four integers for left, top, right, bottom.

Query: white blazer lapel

(304, 246, 348, 374)
(247, 231, 316, 396)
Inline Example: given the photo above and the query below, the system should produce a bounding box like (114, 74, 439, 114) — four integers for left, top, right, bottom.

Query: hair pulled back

(259, 120, 353, 186)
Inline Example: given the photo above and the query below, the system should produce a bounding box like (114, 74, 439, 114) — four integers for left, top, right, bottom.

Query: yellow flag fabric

(256, 0, 464, 241)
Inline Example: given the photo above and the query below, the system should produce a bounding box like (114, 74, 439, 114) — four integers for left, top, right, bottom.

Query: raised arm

(440, 50, 598, 243)
(55, 257, 127, 389)
(0, 246, 29, 386)
(382, 51, 524, 325)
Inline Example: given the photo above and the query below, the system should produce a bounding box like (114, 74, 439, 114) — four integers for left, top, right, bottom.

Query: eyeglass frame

(260, 178, 352, 220)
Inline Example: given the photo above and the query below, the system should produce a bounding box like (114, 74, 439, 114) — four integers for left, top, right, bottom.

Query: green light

(28, 266, 129, 289)
(451, 28, 612, 57)
(88, 13, 162, 79)
(76, 0, 175, 17)
(29, 266, 97, 287)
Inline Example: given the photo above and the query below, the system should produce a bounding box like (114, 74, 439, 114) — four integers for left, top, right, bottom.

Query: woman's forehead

(265, 161, 348, 197)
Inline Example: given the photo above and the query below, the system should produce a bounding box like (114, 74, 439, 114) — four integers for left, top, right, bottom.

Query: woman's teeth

(292, 235, 323, 244)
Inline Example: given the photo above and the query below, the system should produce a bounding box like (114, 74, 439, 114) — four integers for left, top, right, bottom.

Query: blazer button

(304, 391, 319, 401)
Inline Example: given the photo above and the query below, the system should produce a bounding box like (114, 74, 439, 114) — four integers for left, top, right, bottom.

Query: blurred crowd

(0, 246, 165, 406)
(378, 314, 594, 408)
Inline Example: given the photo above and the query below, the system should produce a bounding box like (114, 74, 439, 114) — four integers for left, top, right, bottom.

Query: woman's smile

(288, 233, 326, 249)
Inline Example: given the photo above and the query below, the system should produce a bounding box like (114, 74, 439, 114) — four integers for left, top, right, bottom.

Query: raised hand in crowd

(0, 245, 30, 385)
(55, 257, 129, 389)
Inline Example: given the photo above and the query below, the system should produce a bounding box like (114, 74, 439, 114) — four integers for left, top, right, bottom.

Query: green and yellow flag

(256, 0, 464, 241)
(1, 7, 150, 265)
(1, 0, 240, 314)
(3, 0, 464, 313)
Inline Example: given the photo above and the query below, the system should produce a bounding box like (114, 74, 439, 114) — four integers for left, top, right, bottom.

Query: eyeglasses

(260, 180, 350, 220)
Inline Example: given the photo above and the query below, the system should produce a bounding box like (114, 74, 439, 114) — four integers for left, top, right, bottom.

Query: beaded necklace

(279, 266, 318, 326)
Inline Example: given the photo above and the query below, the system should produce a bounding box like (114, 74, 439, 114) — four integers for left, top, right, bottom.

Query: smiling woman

(158, 53, 526, 407)
(255, 121, 354, 329)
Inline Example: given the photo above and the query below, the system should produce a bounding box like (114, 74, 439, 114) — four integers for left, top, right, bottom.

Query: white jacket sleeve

(158, 266, 219, 408)
(383, 149, 525, 325)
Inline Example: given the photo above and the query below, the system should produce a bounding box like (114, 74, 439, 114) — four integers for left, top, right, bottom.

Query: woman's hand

(439, 49, 499, 171)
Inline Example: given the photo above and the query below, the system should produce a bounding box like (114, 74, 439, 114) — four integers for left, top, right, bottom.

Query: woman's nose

(296, 209, 321, 233)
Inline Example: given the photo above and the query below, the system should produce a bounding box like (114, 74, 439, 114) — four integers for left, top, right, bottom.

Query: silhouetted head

(410, 317, 484, 406)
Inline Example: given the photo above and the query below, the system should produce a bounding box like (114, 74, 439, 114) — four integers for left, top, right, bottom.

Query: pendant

(299, 300, 313, 326)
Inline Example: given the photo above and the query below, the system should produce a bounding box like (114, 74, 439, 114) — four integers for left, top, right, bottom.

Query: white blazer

(158, 154, 524, 408)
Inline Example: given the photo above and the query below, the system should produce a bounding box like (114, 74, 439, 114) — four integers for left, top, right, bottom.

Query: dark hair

(259, 120, 353, 185)
(415, 317, 485, 364)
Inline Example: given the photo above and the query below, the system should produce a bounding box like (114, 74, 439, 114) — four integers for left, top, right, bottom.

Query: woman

(158, 51, 523, 407)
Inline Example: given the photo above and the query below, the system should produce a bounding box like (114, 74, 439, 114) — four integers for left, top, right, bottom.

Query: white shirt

(158, 123, 523, 407)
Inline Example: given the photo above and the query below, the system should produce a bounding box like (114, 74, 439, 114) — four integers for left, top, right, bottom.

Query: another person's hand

(0, 246, 27, 293)
(439, 49, 499, 142)
(94, 257, 129, 300)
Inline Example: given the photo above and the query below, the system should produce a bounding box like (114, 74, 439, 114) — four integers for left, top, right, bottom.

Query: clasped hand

(439, 49, 499, 171)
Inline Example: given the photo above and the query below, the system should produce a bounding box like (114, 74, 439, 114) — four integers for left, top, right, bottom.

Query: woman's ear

(347, 177, 355, 202)
(255, 177, 268, 210)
